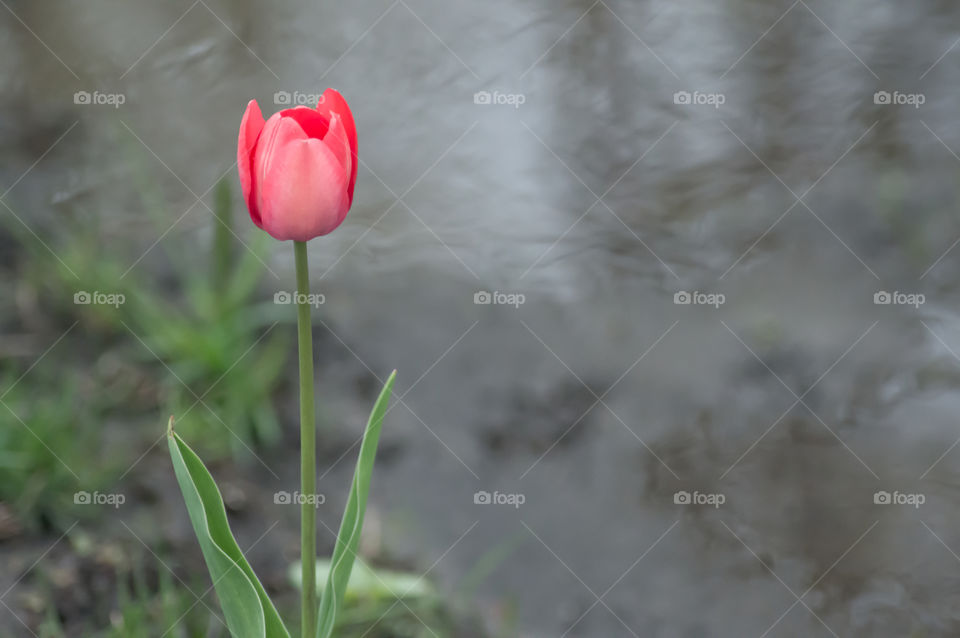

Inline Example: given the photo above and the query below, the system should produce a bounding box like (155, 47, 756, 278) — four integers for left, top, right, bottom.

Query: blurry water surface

(5, 0, 960, 635)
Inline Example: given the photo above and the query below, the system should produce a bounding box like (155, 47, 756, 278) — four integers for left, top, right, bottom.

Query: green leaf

(289, 558, 435, 601)
(316, 371, 396, 638)
(167, 418, 290, 638)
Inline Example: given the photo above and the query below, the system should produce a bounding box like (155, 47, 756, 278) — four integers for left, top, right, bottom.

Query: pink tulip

(237, 89, 358, 241)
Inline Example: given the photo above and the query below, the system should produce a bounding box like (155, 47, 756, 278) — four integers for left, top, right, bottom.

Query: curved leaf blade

(316, 370, 396, 638)
(167, 419, 290, 638)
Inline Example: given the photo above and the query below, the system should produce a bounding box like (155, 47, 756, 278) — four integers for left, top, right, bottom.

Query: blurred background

(3, 0, 960, 636)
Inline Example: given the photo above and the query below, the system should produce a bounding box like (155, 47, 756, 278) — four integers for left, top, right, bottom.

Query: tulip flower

(237, 88, 358, 241)
(225, 88, 378, 638)
(168, 89, 393, 638)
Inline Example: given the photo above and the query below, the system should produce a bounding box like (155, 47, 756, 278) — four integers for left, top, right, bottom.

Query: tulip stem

(294, 240, 317, 638)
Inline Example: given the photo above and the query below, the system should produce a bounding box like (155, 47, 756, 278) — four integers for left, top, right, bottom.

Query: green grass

(0, 368, 119, 532)
(4, 179, 290, 467)
(33, 549, 223, 638)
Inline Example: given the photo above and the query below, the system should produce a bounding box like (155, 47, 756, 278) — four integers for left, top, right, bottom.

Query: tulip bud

(237, 89, 358, 241)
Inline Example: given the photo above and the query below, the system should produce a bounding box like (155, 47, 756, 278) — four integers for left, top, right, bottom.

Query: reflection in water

(5, 0, 960, 635)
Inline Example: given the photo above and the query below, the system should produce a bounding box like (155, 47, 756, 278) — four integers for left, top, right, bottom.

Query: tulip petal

(323, 113, 353, 191)
(257, 116, 349, 241)
(237, 100, 266, 227)
(318, 88, 358, 204)
(253, 115, 307, 237)
(281, 106, 330, 140)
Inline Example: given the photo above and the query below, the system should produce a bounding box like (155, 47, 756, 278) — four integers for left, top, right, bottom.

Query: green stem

(211, 178, 232, 294)
(294, 240, 316, 638)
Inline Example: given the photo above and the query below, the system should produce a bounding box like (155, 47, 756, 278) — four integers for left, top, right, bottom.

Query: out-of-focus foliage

(5, 179, 289, 467)
(0, 369, 118, 532)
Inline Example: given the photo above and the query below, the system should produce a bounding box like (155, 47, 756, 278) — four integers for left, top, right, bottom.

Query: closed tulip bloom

(237, 89, 358, 241)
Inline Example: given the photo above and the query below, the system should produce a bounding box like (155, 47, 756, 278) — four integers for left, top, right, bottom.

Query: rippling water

(4, 0, 960, 635)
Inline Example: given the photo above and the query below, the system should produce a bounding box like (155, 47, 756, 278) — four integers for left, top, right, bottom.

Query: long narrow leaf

(316, 370, 396, 638)
(167, 418, 290, 638)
